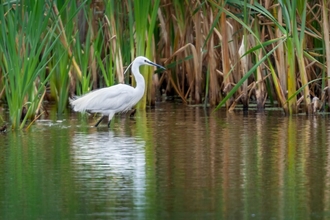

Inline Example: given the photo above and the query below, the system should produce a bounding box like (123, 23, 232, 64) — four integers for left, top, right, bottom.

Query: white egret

(69, 56, 165, 127)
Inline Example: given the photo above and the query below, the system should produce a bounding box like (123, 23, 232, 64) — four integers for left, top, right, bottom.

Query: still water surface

(1, 103, 330, 219)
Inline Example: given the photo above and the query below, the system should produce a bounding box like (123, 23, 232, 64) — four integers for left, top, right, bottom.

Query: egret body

(70, 56, 165, 127)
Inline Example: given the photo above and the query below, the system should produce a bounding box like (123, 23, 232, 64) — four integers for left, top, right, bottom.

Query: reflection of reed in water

(151, 106, 330, 218)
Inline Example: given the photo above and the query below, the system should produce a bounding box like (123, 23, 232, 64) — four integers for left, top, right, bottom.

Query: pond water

(1, 102, 330, 219)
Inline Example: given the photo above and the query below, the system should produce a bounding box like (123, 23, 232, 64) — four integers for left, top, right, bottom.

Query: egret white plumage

(69, 56, 165, 127)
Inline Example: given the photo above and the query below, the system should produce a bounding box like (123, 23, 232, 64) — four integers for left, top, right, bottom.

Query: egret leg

(94, 116, 105, 127)
(107, 113, 115, 128)
(129, 109, 136, 117)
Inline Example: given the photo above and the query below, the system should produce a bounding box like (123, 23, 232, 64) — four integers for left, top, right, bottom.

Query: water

(1, 103, 330, 219)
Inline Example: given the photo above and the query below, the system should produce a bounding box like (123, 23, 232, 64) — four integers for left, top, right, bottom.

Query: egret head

(135, 56, 166, 70)
(124, 56, 165, 75)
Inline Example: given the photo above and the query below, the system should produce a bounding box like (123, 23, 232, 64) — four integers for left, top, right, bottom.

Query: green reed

(74, 24, 93, 96)
(94, 28, 115, 88)
(0, 1, 60, 129)
(49, 45, 71, 114)
(49, 1, 75, 114)
(133, 0, 161, 108)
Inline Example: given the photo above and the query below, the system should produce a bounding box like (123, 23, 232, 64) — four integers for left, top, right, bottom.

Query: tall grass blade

(0, 0, 62, 129)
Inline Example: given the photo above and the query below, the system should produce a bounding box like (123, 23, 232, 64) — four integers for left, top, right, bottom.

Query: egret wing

(70, 84, 135, 113)
(97, 85, 136, 112)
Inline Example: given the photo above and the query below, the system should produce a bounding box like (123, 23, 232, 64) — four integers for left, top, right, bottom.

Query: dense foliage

(0, 0, 329, 129)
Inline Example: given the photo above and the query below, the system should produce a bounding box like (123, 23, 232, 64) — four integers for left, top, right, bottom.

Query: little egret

(69, 56, 165, 127)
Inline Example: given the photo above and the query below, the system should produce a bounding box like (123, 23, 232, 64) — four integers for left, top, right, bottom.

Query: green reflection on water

(1, 127, 77, 219)
(0, 106, 330, 219)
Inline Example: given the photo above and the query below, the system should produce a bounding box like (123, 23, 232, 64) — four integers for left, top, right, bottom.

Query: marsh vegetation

(0, 0, 329, 129)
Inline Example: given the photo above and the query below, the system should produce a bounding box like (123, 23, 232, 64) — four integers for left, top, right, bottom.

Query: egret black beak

(146, 60, 166, 70)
